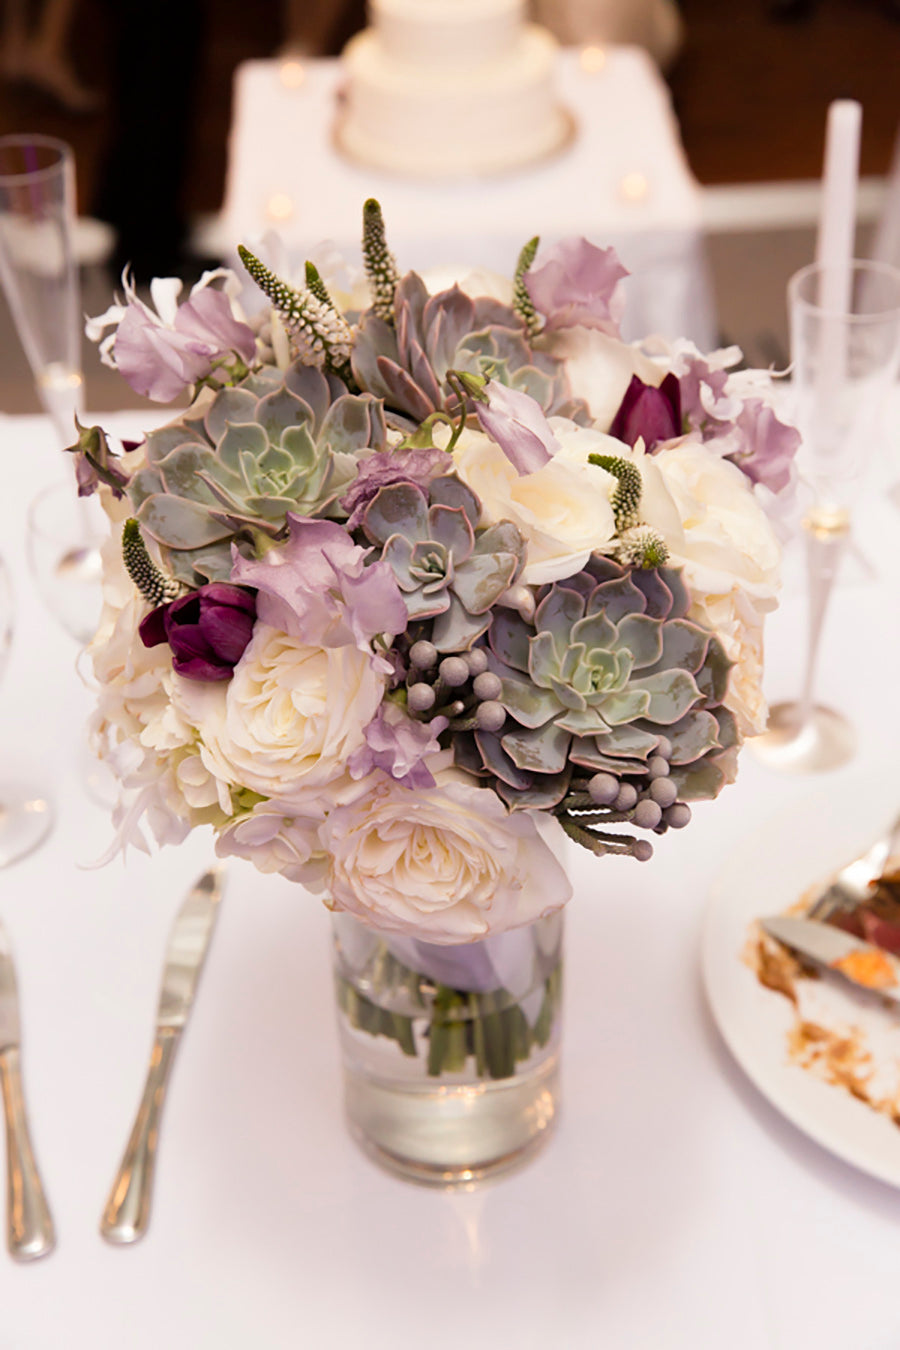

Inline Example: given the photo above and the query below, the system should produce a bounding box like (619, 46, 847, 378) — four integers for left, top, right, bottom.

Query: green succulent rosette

(128, 360, 387, 585)
(454, 555, 738, 820)
(351, 272, 586, 428)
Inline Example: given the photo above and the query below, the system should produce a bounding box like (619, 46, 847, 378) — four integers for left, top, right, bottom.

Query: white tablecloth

(1, 410, 899, 1349)
(218, 48, 716, 350)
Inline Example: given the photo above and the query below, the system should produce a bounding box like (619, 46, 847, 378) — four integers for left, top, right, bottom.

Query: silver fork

(807, 811, 900, 923)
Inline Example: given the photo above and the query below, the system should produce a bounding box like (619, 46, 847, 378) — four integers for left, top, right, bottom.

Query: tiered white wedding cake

(336, 0, 571, 177)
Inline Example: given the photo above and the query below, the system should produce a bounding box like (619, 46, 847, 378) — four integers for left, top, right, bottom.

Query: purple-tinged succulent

(454, 555, 737, 812)
(524, 237, 628, 336)
(351, 272, 578, 425)
(608, 373, 682, 450)
(128, 361, 386, 586)
(359, 475, 526, 652)
(139, 582, 256, 681)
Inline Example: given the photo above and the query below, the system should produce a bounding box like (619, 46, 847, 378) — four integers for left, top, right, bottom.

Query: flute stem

(799, 507, 849, 727)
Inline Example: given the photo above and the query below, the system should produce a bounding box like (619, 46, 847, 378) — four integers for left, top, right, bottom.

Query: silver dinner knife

(0, 920, 55, 1261)
(761, 914, 900, 1004)
(100, 865, 224, 1245)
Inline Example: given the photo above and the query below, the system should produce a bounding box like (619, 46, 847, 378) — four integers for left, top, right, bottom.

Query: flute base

(0, 781, 53, 867)
(750, 701, 856, 774)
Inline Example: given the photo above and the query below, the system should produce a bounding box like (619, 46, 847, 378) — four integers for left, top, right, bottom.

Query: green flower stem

(337, 958, 562, 1082)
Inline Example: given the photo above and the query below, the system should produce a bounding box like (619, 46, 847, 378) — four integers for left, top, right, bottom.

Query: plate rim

(701, 778, 900, 1190)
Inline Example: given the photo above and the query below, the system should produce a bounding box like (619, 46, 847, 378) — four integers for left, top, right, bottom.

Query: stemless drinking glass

(0, 134, 84, 446)
(753, 259, 900, 773)
(0, 557, 53, 867)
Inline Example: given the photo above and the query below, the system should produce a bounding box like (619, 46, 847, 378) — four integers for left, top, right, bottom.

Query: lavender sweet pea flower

(726, 399, 800, 494)
(341, 447, 453, 530)
(474, 381, 561, 474)
(348, 703, 449, 789)
(608, 372, 682, 451)
(525, 237, 629, 335)
(230, 515, 408, 658)
(86, 269, 257, 403)
(139, 583, 257, 681)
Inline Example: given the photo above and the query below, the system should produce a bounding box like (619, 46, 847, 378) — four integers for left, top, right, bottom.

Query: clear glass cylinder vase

(332, 910, 564, 1187)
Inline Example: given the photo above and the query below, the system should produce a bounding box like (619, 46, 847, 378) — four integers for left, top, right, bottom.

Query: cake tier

(373, 0, 523, 70)
(337, 25, 570, 178)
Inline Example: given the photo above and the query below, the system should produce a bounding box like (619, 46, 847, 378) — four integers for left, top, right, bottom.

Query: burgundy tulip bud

(139, 582, 257, 681)
(608, 372, 682, 451)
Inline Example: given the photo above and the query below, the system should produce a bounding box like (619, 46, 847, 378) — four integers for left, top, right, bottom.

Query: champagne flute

(753, 259, 900, 773)
(0, 133, 105, 644)
(0, 133, 83, 444)
(0, 557, 53, 867)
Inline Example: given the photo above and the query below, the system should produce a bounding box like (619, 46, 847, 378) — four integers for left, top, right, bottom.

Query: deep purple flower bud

(608, 372, 682, 451)
(139, 582, 257, 681)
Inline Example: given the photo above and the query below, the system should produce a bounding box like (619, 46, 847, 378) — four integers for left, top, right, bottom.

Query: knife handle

(0, 1046, 55, 1261)
(100, 1028, 180, 1245)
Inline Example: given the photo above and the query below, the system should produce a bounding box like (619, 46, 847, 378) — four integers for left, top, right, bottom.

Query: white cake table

(1, 402, 900, 1348)
(217, 46, 716, 349)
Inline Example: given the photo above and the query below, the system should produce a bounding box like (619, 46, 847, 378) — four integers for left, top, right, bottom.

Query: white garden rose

(87, 534, 226, 852)
(544, 326, 663, 426)
(176, 621, 385, 803)
(636, 438, 781, 735)
(319, 756, 573, 943)
(452, 426, 617, 584)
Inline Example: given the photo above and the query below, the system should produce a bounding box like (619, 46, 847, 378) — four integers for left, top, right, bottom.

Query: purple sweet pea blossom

(348, 702, 449, 789)
(86, 269, 257, 403)
(726, 399, 800, 494)
(474, 381, 561, 474)
(230, 516, 408, 659)
(525, 237, 629, 336)
(608, 372, 682, 450)
(139, 583, 257, 681)
(341, 447, 453, 530)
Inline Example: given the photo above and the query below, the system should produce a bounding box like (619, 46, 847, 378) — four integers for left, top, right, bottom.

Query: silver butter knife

(761, 914, 900, 1004)
(0, 920, 55, 1261)
(100, 865, 224, 1245)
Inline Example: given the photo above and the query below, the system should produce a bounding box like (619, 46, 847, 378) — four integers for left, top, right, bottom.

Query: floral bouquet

(72, 201, 797, 1149)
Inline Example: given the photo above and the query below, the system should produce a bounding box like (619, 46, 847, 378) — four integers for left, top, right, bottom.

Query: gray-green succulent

(351, 272, 585, 427)
(129, 360, 386, 585)
(455, 555, 737, 809)
(359, 475, 526, 652)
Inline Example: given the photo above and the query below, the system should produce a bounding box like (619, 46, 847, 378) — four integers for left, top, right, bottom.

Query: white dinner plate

(702, 774, 900, 1188)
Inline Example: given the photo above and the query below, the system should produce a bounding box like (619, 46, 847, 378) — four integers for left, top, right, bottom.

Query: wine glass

(753, 258, 900, 773)
(0, 557, 53, 867)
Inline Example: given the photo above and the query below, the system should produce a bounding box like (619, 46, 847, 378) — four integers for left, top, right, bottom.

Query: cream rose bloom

(452, 425, 617, 584)
(636, 438, 782, 736)
(87, 534, 227, 852)
(177, 621, 385, 804)
(319, 756, 573, 943)
(544, 327, 663, 426)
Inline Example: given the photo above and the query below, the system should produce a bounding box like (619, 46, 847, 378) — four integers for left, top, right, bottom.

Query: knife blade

(761, 914, 900, 1004)
(100, 864, 224, 1245)
(0, 920, 55, 1261)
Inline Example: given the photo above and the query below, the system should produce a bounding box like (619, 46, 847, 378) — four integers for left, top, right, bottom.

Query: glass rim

(0, 134, 73, 185)
(788, 258, 900, 322)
